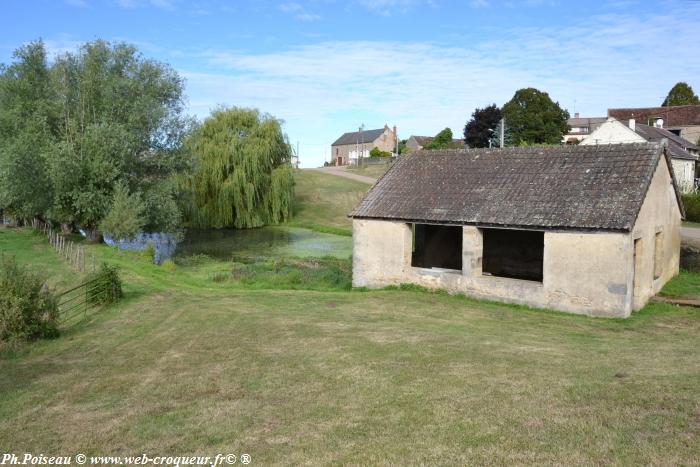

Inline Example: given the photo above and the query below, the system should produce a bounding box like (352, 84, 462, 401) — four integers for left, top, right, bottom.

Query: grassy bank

(0, 227, 699, 464)
(345, 162, 393, 179)
(288, 169, 370, 235)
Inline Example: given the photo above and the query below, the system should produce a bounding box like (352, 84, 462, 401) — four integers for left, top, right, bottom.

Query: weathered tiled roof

(609, 105, 700, 127)
(332, 128, 386, 146)
(634, 124, 698, 161)
(410, 135, 465, 148)
(351, 143, 681, 231)
(567, 117, 607, 127)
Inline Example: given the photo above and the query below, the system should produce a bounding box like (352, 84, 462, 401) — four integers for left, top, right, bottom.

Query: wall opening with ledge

(482, 228, 544, 282)
(411, 224, 462, 270)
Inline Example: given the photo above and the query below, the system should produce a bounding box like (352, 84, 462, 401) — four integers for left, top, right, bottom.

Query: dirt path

(310, 166, 376, 185)
(682, 226, 700, 242)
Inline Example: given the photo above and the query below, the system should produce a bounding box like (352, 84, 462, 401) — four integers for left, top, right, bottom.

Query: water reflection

(174, 226, 351, 260)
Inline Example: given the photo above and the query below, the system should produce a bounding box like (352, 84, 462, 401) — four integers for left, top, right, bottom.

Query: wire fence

(31, 218, 96, 273)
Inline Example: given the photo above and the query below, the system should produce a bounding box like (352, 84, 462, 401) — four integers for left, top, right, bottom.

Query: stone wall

(332, 127, 396, 165)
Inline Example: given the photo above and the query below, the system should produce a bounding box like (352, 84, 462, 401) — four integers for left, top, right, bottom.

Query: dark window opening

(654, 231, 663, 280)
(482, 228, 544, 282)
(411, 224, 462, 270)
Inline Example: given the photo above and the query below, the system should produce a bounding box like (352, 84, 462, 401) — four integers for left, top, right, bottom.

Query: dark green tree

(464, 104, 502, 148)
(501, 88, 569, 145)
(183, 107, 295, 229)
(424, 128, 454, 149)
(662, 82, 699, 106)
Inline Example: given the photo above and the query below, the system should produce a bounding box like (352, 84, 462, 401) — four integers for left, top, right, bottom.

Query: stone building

(581, 117, 698, 193)
(563, 113, 607, 144)
(350, 144, 683, 318)
(331, 124, 396, 166)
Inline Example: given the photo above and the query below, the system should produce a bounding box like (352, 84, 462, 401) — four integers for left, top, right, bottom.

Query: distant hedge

(682, 193, 700, 222)
(0, 256, 59, 343)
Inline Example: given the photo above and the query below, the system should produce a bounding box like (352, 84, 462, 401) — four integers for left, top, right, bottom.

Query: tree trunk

(83, 228, 102, 243)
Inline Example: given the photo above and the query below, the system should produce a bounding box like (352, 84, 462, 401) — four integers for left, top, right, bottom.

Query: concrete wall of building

(677, 125, 700, 145)
(629, 157, 682, 309)
(352, 219, 635, 317)
(671, 159, 697, 193)
(406, 136, 424, 152)
(580, 118, 645, 145)
(332, 127, 396, 165)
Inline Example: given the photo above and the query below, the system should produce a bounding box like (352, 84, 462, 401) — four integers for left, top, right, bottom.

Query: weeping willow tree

(184, 107, 295, 229)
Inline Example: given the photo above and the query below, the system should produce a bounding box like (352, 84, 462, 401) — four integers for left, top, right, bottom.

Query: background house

(331, 124, 397, 166)
(581, 117, 698, 193)
(563, 113, 607, 143)
(608, 104, 700, 145)
(406, 135, 465, 151)
(350, 144, 682, 318)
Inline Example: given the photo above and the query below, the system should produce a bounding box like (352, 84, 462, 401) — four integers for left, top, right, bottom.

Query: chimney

(574, 112, 580, 118)
(629, 118, 635, 132)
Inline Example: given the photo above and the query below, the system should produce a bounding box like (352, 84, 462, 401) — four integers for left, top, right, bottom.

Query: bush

(682, 193, 700, 222)
(99, 182, 146, 241)
(0, 256, 59, 342)
(370, 147, 392, 158)
(86, 263, 122, 305)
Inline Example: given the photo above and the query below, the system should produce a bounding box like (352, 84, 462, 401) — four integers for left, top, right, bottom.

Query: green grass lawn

(1, 227, 699, 464)
(345, 162, 393, 179)
(683, 220, 700, 229)
(288, 169, 370, 235)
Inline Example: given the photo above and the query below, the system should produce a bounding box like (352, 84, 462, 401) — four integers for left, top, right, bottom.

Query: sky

(2, 0, 700, 167)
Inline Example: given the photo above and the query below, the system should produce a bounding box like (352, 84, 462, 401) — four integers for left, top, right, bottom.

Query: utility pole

(499, 118, 505, 148)
(359, 123, 365, 167)
(296, 141, 300, 168)
(395, 125, 399, 156)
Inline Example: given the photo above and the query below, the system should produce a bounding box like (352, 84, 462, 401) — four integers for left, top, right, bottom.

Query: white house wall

(580, 118, 645, 145)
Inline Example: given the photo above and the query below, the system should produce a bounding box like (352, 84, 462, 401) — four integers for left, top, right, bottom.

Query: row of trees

(463, 88, 569, 148)
(461, 82, 700, 149)
(0, 40, 294, 240)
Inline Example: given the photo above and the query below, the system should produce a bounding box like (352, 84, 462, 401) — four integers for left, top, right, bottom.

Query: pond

(173, 226, 352, 261)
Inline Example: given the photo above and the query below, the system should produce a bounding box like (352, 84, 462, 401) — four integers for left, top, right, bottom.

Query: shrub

(99, 182, 146, 241)
(86, 263, 122, 305)
(682, 193, 700, 222)
(0, 256, 59, 342)
(142, 242, 155, 262)
(369, 147, 392, 158)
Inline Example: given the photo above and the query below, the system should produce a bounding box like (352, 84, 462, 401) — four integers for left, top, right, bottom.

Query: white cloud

(279, 2, 322, 22)
(178, 5, 700, 167)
